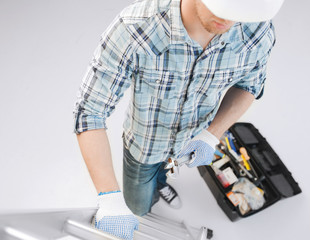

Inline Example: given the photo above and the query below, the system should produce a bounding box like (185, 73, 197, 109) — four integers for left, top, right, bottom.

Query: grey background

(0, 0, 309, 239)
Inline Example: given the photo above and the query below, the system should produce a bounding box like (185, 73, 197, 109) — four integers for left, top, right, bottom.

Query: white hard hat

(201, 0, 285, 22)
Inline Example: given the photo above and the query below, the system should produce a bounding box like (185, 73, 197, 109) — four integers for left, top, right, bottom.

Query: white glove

(177, 130, 219, 168)
(93, 190, 139, 240)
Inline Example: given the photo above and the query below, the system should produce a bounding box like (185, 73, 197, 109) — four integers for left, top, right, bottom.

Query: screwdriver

(240, 147, 259, 180)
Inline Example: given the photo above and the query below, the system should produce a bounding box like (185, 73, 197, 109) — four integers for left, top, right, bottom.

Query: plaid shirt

(73, 0, 276, 164)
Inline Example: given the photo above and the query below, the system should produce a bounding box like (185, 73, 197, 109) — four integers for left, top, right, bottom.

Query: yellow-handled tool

(239, 147, 259, 180)
(239, 147, 251, 171)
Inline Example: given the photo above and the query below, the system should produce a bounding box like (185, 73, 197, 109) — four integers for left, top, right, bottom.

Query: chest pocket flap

(210, 68, 252, 90)
(136, 69, 179, 99)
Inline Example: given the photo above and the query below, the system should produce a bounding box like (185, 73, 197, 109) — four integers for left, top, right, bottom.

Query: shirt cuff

(73, 113, 108, 134)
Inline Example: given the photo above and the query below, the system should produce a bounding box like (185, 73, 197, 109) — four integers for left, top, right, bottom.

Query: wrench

(165, 153, 196, 179)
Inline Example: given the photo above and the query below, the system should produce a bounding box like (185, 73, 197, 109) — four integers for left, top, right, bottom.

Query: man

(73, 0, 284, 239)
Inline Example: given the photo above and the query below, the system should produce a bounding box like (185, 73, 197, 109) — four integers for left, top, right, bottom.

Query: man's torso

(120, 0, 275, 163)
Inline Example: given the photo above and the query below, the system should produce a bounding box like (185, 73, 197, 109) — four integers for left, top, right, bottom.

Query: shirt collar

(169, 0, 245, 47)
(169, 0, 193, 45)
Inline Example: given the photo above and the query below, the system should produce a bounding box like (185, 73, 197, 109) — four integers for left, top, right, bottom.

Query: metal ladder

(0, 208, 213, 240)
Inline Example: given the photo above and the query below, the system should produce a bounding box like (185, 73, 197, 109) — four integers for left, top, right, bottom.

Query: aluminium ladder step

(0, 208, 213, 240)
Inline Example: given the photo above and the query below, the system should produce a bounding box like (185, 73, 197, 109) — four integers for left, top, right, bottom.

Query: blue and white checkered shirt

(73, 0, 276, 164)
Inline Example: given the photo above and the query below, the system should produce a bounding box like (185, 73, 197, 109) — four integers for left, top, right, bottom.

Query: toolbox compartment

(198, 122, 302, 221)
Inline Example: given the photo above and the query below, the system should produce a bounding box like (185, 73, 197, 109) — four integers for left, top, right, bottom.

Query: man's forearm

(76, 129, 120, 194)
(207, 87, 255, 139)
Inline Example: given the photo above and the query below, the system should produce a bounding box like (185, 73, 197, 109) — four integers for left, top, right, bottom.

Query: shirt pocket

(135, 69, 179, 100)
(210, 68, 253, 90)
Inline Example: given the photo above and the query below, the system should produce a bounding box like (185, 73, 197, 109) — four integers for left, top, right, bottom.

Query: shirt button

(228, 77, 233, 82)
(156, 80, 161, 84)
(221, 41, 225, 45)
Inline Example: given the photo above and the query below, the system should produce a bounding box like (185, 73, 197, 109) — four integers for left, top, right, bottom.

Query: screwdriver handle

(240, 147, 250, 160)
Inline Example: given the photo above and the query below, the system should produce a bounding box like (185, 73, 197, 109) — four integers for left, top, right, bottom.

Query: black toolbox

(198, 122, 302, 221)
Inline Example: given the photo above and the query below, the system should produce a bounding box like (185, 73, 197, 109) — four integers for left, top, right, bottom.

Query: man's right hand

(92, 190, 139, 240)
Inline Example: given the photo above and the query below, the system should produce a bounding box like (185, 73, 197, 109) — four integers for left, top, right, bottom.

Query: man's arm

(207, 86, 255, 139)
(74, 19, 134, 193)
(208, 21, 276, 138)
(177, 86, 254, 167)
(76, 129, 119, 194)
(76, 130, 139, 239)
(207, 21, 277, 139)
(73, 17, 140, 237)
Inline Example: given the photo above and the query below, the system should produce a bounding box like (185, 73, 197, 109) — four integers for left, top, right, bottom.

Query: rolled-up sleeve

(233, 22, 276, 100)
(233, 57, 268, 99)
(73, 17, 134, 134)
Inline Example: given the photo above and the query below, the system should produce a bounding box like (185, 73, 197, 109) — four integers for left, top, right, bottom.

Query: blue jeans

(122, 140, 169, 216)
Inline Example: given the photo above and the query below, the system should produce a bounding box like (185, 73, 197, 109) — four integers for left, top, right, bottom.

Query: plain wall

(0, 0, 309, 238)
